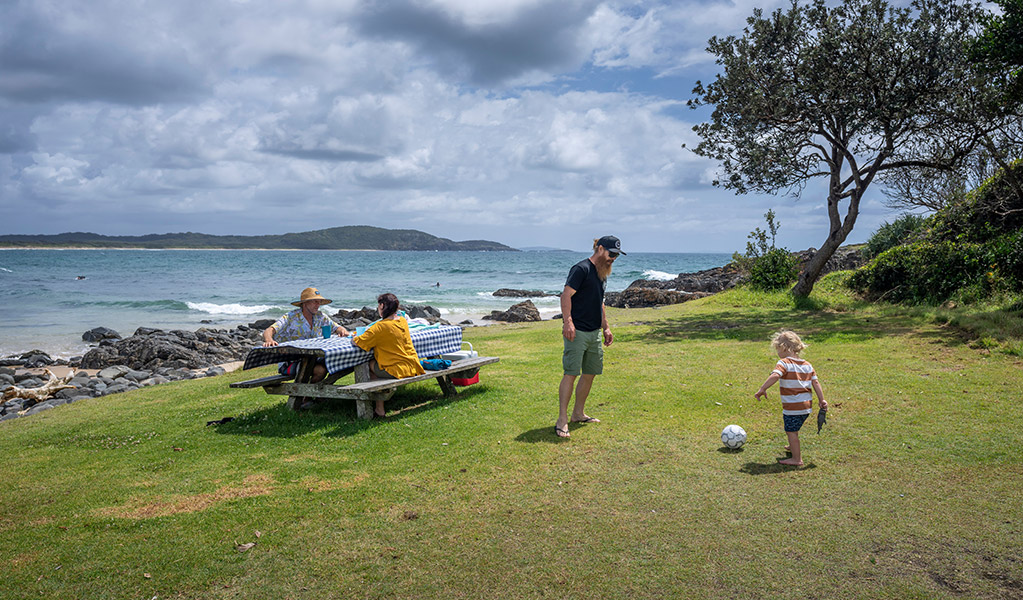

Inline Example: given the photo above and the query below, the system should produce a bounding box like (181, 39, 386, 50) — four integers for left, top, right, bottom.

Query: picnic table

(231, 325, 499, 419)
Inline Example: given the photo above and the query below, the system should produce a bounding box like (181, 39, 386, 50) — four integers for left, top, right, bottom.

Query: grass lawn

(2, 273, 1022, 599)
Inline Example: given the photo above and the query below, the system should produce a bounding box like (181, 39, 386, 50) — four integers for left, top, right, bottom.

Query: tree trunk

(791, 233, 847, 297)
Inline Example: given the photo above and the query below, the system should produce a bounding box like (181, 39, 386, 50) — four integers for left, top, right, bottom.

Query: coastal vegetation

(2, 277, 1022, 599)
(687, 0, 1022, 297)
(0, 225, 516, 251)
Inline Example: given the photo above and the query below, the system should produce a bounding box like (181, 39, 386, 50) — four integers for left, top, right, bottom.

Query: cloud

(0, 0, 903, 251)
(353, 0, 602, 86)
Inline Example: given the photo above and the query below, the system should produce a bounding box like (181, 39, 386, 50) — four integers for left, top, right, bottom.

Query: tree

(687, 0, 1011, 297)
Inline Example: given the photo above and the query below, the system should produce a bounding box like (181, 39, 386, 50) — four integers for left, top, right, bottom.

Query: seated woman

(350, 293, 425, 418)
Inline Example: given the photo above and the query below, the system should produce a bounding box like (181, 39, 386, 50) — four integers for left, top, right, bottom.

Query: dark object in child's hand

(816, 408, 827, 434)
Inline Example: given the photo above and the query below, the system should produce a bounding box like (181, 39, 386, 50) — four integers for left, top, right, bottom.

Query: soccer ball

(721, 424, 747, 449)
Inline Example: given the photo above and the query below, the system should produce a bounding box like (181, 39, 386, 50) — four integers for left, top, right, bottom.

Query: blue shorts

(783, 414, 809, 432)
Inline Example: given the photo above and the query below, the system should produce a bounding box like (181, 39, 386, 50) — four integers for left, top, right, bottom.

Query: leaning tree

(687, 0, 1014, 296)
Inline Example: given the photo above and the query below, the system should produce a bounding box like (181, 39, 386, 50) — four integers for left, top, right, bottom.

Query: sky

(0, 0, 909, 253)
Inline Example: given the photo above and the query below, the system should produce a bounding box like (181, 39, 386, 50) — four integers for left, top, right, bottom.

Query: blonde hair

(771, 330, 807, 355)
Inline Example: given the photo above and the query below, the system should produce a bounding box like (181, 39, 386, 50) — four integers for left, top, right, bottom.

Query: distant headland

(0, 226, 517, 251)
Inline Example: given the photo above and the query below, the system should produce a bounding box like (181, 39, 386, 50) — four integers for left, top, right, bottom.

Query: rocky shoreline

(0, 304, 456, 423)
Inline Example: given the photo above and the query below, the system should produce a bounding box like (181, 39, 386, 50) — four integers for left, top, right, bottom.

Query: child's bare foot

(777, 457, 803, 466)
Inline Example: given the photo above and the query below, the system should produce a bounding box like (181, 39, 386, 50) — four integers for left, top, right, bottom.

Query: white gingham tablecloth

(241, 325, 464, 374)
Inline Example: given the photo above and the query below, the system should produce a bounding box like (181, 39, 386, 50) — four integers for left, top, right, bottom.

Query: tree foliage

(687, 0, 1012, 297)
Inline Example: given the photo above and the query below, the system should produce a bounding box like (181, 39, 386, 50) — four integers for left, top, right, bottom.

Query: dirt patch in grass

(862, 537, 1023, 599)
(97, 473, 275, 519)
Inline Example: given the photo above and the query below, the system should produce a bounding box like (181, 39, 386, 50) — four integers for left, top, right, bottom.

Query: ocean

(0, 249, 730, 359)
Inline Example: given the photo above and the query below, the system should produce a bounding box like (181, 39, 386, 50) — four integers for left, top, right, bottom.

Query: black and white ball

(721, 424, 747, 449)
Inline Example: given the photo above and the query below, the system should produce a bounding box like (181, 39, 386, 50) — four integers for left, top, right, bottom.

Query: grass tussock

(1, 280, 1022, 599)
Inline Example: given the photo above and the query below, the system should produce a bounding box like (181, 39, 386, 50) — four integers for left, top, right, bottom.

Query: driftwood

(2, 369, 76, 403)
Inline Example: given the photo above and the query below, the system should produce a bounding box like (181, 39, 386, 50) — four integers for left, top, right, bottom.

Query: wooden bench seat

(229, 374, 293, 389)
(257, 356, 499, 418)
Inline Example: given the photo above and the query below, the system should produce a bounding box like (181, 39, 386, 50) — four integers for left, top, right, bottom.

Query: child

(754, 330, 827, 466)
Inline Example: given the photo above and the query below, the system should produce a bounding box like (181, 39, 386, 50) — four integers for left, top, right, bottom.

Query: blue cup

(321, 325, 332, 339)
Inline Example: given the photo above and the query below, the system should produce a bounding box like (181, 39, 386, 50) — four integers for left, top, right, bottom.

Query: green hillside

(0, 225, 516, 251)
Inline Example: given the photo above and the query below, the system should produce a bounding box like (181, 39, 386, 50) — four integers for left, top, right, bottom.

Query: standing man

(555, 236, 625, 438)
(262, 287, 348, 383)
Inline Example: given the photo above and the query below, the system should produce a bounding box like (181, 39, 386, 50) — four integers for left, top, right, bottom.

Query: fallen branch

(3, 369, 76, 403)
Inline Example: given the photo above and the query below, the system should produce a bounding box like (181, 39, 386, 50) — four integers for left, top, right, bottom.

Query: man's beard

(596, 260, 612, 281)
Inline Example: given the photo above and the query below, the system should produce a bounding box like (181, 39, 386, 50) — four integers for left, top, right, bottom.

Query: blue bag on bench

(420, 358, 452, 371)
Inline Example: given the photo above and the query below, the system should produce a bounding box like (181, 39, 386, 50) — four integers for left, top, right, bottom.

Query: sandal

(554, 425, 570, 438)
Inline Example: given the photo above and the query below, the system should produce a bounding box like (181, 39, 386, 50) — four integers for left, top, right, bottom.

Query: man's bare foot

(570, 415, 600, 423)
(777, 458, 803, 466)
(554, 424, 570, 438)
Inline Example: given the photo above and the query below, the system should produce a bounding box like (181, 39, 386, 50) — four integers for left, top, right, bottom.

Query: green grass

(2, 277, 1022, 599)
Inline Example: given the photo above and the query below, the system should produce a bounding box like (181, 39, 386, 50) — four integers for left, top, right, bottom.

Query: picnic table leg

(353, 362, 376, 419)
(287, 356, 317, 411)
(437, 375, 458, 398)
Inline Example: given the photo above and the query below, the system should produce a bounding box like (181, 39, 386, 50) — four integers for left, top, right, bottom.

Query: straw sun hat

(291, 287, 332, 307)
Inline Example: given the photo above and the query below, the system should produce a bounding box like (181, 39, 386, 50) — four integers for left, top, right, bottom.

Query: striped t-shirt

(771, 356, 817, 415)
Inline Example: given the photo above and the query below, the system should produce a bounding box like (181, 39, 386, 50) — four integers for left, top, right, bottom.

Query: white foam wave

(0, 267, 12, 273)
(642, 269, 676, 281)
(186, 302, 275, 315)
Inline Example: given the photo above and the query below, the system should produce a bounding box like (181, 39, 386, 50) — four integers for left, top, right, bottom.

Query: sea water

(0, 249, 730, 358)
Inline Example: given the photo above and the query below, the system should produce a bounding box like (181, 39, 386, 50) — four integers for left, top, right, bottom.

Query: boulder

(604, 288, 710, 309)
(98, 365, 131, 380)
(82, 327, 121, 342)
(483, 300, 541, 323)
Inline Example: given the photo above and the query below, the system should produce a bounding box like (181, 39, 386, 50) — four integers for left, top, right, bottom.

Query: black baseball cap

(597, 235, 626, 255)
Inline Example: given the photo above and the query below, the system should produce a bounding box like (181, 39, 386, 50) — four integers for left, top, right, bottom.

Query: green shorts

(563, 329, 603, 376)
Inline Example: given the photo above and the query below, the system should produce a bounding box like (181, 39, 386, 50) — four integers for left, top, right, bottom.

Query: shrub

(929, 160, 1023, 243)
(732, 209, 800, 290)
(748, 247, 800, 290)
(849, 241, 994, 303)
(862, 214, 928, 259)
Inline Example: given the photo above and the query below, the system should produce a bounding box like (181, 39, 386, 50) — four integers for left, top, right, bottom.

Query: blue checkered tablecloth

(241, 325, 464, 374)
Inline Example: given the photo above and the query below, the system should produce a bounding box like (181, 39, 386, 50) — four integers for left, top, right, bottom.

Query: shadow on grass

(616, 308, 959, 347)
(211, 384, 491, 439)
(739, 461, 818, 475)
(515, 425, 574, 444)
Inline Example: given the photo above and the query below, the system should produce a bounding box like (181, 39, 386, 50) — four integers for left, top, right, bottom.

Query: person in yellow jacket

(351, 292, 425, 418)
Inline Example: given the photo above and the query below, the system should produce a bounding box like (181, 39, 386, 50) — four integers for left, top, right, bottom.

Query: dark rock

(0, 367, 14, 378)
(604, 288, 710, 309)
(16, 378, 43, 388)
(493, 288, 553, 298)
(13, 372, 37, 383)
(0, 359, 25, 367)
(1, 413, 21, 422)
(82, 327, 121, 342)
(24, 353, 53, 368)
(794, 246, 867, 273)
(483, 300, 541, 322)
(553, 313, 563, 320)
(0, 374, 13, 385)
(26, 403, 53, 415)
(459, 319, 474, 325)
(628, 265, 745, 294)
(204, 366, 226, 377)
(249, 319, 275, 331)
(134, 327, 163, 336)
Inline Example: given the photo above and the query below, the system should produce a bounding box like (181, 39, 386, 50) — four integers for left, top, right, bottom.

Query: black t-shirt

(564, 258, 606, 332)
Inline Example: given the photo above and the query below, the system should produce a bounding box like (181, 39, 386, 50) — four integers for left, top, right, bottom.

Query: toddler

(754, 330, 827, 466)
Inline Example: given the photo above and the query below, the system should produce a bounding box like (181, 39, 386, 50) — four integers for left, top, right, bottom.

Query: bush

(747, 247, 799, 290)
(929, 160, 1023, 243)
(862, 214, 928, 259)
(849, 241, 995, 303)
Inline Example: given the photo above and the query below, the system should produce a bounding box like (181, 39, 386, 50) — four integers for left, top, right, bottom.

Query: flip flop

(554, 425, 570, 438)
(571, 416, 600, 423)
